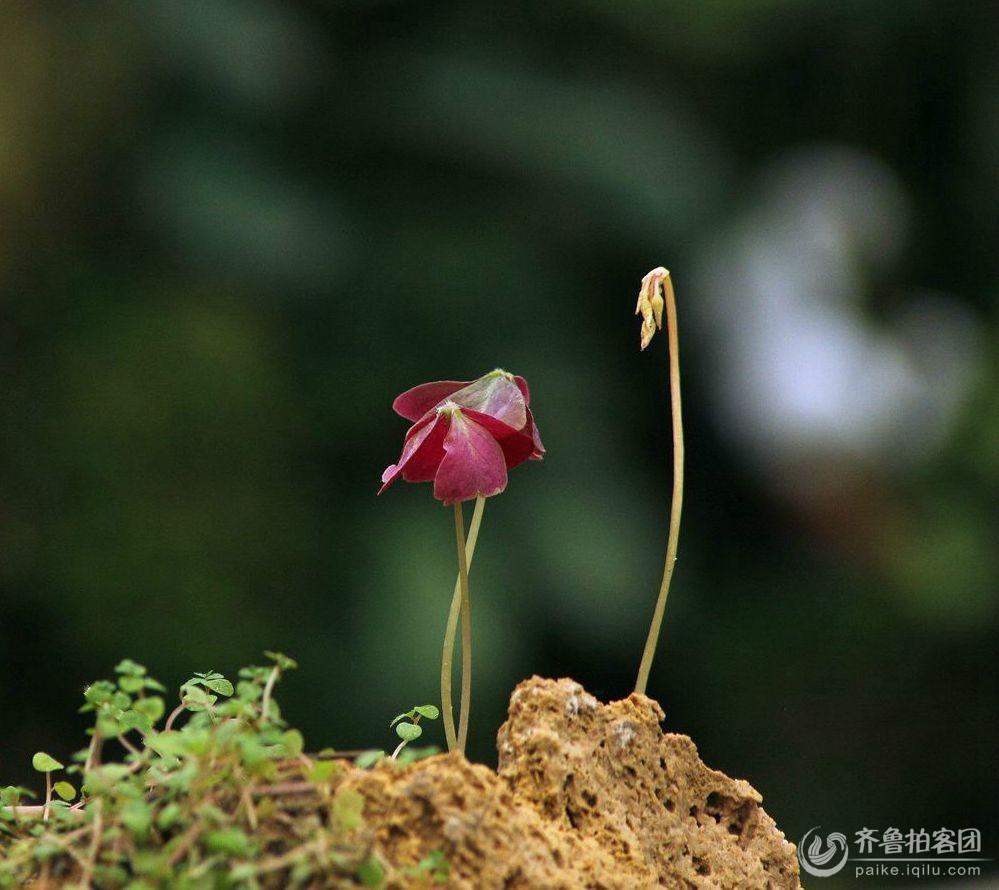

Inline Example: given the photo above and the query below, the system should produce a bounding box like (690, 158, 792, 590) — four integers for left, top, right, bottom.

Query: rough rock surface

(343, 677, 800, 889)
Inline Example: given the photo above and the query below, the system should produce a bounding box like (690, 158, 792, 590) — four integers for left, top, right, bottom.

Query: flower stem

(454, 501, 475, 754)
(441, 496, 485, 752)
(635, 273, 685, 696)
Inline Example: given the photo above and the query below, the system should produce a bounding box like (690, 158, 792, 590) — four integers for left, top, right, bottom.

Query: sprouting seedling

(164, 669, 235, 731)
(260, 650, 298, 726)
(379, 370, 544, 755)
(401, 849, 451, 884)
(31, 752, 71, 822)
(389, 705, 440, 760)
(634, 267, 685, 696)
(76, 658, 169, 773)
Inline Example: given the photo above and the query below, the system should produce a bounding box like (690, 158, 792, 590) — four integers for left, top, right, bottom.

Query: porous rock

(344, 677, 800, 889)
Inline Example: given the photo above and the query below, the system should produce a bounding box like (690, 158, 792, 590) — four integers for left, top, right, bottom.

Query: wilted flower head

(379, 369, 544, 505)
(636, 267, 671, 350)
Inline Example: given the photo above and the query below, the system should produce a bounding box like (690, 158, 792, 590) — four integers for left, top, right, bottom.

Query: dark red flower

(379, 369, 544, 505)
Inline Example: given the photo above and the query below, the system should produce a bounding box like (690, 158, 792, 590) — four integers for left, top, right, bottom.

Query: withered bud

(635, 267, 670, 350)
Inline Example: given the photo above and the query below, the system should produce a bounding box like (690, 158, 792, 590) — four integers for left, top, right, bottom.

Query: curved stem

(454, 501, 474, 754)
(259, 665, 280, 726)
(635, 274, 685, 696)
(441, 497, 486, 752)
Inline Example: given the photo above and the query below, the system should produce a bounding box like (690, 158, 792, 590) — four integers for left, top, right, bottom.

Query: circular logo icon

(798, 826, 850, 877)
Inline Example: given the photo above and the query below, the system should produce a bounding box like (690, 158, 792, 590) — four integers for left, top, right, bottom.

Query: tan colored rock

(344, 676, 800, 889)
(498, 676, 800, 888)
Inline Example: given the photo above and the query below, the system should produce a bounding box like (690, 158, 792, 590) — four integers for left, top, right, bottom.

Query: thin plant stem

(43, 773, 52, 822)
(259, 666, 280, 726)
(83, 730, 103, 773)
(2, 805, 85, 821)
(441, 496, 485, 752)
(164, 703, 186, 733)
(635, 273, 685, 695)
(80, 798, 103, 888)
(454, 501, 474, 754)
(118, 734, 142, 758)
(390, 715, 422, 761)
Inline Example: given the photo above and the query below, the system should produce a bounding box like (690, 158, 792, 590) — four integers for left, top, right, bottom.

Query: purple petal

(392, 380, 469, 422)
(462, 408, 538, 470)
(524, 410, 545, 458)
(399, 415, 450, 483)
(449, 373, 527, 429)
(513, 375, 531, 405)
(433, 412, 508, 504)
(378, 413, 447, 494)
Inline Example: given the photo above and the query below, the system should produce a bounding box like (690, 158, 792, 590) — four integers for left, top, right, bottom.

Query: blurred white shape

(694, 147, 980, 479)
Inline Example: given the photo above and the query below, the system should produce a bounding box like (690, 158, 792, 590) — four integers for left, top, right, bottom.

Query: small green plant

(389, 705, 440, 761)
(401, 848, 451, 884)
(30, 752, 69, 822)
(0, 653, 441, 889)
(349, 704, 442, 770)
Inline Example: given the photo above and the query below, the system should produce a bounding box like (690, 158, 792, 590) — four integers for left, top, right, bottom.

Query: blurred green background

(1, 3, 996, 884)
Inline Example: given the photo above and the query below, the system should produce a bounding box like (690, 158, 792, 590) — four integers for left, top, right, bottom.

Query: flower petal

(523, 411, 545, 459)
(433, 412, 508, 504)
(378, 413, 447, 494)
(399, 415, 450, 483)
(392, 380, 469, 422)
(462, 408, 538, 470)
(449, 373, 527, 429)
(513, 375, 531, 405)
